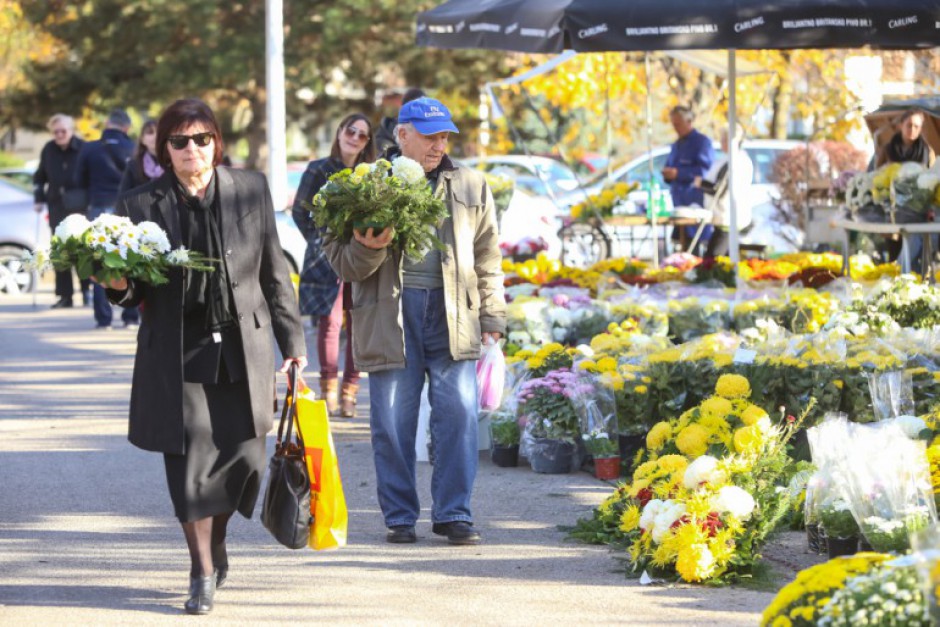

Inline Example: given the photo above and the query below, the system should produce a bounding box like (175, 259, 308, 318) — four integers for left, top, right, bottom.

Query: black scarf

(175, 172, 236, 333)
(886, 132, 931, 166)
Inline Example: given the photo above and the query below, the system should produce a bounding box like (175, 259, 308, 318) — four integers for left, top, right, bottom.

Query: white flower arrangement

(54, 214, 92, 242)
(682, 455, 725, 489)
(639, 499, 688, 543)
(391, 156, 426, 186)
(711, 485, 756, 520)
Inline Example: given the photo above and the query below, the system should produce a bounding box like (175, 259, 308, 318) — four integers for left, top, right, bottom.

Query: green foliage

(489, 413, 520, 446)
(0, 151, 24, 167)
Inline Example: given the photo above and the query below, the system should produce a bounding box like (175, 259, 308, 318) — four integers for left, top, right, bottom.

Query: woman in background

(292, 114, 375, 417)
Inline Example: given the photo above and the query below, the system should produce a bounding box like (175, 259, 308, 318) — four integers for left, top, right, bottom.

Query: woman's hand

(279, 356, 308, 373)
(90, 276, 128, 291)
(353, 226, 394, 250)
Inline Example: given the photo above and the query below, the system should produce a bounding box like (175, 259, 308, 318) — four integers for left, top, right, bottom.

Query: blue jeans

(368, 288, 478, 528)
(88, 206, 140, 327)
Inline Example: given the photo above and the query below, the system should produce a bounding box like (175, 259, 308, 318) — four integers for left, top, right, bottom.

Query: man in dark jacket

(374, 87, 425, 155)
(74, 108, 138, 329)
(33, 113, 88, 308)
(662, 105, 715, 253)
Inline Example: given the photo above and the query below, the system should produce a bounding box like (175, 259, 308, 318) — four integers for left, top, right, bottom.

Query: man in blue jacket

(662, 106, 714, 253)
(74, 108, 138, 329)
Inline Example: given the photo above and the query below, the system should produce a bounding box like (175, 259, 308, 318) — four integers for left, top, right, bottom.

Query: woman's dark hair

(134, 119, 158, 164)
(329, 113, 375, 165)
(155, 98, 224, 168)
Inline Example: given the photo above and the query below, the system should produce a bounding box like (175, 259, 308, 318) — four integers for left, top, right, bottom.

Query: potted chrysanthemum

(308, 156, 450, 261)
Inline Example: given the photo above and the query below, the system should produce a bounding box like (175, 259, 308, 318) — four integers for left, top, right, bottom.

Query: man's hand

(90, 276, 128, 291)
(353, 226, 395, 250)
(279, 356, 308, 374)
(482, 332, 502, 346)
(661, 167, 678, 182)
(34, 203, 44, 214)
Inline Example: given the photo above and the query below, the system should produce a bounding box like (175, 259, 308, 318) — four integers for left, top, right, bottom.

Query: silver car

(0, 176, 49, 294)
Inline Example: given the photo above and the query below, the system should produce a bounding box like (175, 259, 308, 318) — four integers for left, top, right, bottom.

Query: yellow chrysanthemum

(656, 454, 689, 475)
(634, 384, 648, 394)
(700, 397, 733, 420)
(733, 425, 764, 455)
(740, 404, 769, 426)
(675, 543, 717, 582)
(596, 356, 618, 373)
(715, 374, 751, 399)
(525, 357, 543, 370)
(646, 421, 672, 451)
(619, 505, 641, 533)
(676, 424, 709, 458)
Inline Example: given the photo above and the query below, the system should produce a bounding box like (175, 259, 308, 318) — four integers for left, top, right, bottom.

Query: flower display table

(833, 217, 940, 278)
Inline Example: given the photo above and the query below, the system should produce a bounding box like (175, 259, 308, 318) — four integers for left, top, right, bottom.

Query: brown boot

(340, 382, 359, 418)
(320, 378, 339, 415)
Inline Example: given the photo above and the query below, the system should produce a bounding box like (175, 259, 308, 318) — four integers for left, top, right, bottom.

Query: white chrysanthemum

(91, 213, 133, 234)
(916, 172, 940, 192)
(711, 485, 756, 520)
(118, 227, 141, 254)
(898, 162, 926, 179)
(166, 247, 192, 265)
(651, 500, 686, 543)
(682, 455, 724, 489)
(21, 248, 52, 272)
(639, 499, 664, 532)
(137, 221, 171, 253)
(54, 214, 91, 241)
(391, 156, 426, 186)
(87, 231, 112, 250)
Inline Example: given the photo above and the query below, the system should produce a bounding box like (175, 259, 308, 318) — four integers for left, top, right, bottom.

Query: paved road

(0, 286, 772, 625)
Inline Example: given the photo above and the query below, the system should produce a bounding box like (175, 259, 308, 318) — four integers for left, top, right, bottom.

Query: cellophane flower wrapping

(838, 421, 937, 553)
(488, 361, 529, 449)
(808, 414, 859, 539)
(868, 369, 916, 422)
(569, 363, 619, 459)
(476, 339, 506, 412)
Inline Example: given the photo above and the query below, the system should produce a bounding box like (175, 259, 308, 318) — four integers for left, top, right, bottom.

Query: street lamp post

(265, 0, 287, 210)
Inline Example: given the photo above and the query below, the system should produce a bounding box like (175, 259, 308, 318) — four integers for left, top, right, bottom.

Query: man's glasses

(167, 132, 214, 150)
(52, 129, 69, 136)
(343, 126, 370, 142)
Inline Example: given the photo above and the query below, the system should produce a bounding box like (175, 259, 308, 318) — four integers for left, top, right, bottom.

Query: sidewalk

(0, 286, 774, 625)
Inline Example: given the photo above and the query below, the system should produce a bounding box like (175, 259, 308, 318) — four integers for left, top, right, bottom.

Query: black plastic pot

(827, 535, 859, 559)
(491, 444, 519, 468)
(529, 438, 577, 474)
(618, 434, 645, 463)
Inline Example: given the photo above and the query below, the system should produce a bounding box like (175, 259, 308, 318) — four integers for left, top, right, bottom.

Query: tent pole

(646, 52, 659, 269)
(728, 49, 740, 282)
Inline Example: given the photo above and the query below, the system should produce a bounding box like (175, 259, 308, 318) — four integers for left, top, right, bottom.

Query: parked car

(557, 139, 804, 252)
(461, 155, 580, 202)
(274, 208, 306, 276)
(0, 177, 49, 294)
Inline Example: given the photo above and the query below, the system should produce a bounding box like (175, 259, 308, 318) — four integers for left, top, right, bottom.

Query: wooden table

(833, 217, 940, 278)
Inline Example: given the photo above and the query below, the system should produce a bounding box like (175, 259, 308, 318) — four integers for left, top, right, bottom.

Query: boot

(340, 382, 359, 418)
(320, 378, 339, 415)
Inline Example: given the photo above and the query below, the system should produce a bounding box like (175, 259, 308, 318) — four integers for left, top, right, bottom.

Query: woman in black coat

(118, 118, 163, 194)
(99, 99, 306, 614)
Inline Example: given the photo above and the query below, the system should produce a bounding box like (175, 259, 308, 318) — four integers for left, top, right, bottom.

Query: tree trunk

(771, 55, 792, 139)
(244, 89, 267, 172)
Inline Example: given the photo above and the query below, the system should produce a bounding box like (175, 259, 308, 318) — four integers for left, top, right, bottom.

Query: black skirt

(163, 378, 266, 522)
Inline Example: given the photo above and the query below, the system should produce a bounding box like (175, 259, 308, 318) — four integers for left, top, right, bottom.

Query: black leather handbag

(261, 365, 312, 549)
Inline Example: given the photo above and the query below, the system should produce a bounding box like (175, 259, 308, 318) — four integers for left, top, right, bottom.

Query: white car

(461, 155, 581, 204)
(557, 139, 804, 253)
(274, 208, 307, 276)
(0, 175, 49, 294)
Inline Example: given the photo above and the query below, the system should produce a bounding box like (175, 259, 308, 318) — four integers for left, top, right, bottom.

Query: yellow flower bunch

(760, 553, 890, 627)
(715, 374, 751, 399)
(776, 252, 844, 273)
(569, 182, 638, 220)
(848, 254, 900, 281)
(870, 162, 902, 203)
(502, 252, 563, 284)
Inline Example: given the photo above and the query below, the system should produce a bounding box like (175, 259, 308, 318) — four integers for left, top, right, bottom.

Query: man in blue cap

(326, 97, 506, 546)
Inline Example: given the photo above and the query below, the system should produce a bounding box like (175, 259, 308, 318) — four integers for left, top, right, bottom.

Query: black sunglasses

(167, 132, 214, 150)
(343, 126, 370, 142)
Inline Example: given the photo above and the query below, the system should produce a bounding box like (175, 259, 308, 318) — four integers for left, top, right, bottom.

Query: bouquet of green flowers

(484, 172, 514, 220)
(308, 156, 450, 261)
(26, 213, 215, 286)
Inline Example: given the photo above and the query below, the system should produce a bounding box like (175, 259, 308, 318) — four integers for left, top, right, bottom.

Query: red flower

(636, 488, 654, 507)
(701, 512, 724, 537)
(786, 414, 796, 424)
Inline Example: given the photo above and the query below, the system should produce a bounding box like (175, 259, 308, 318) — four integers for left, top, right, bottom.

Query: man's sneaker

(124, 321, 140, 330)
(431, 521, 481, 545)
(94, 324, 112, 331)
(386, 525, 417, 544)
(50, 298, 73, 309)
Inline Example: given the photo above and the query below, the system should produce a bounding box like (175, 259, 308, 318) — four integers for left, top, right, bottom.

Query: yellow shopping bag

(293, 380, 348, 550)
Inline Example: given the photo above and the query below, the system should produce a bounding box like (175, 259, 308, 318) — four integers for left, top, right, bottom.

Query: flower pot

(858, 537, 874, 552)
(528, 438, 576, 474)
(593, 456, 621, 480)
(826, 535, 859, 559)
(806, 522, 823, 554)
(491, 444, 519, 468)
(618, 434, 645, 464)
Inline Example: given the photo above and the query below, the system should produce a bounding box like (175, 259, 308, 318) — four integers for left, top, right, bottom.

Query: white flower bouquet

(26, 214, 215, 286)
(308, 156, 450, 261)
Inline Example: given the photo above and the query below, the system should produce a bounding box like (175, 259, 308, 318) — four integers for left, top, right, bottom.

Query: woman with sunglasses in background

(118, 119, 163, 195)
(292, 113, 375, 417)
(98, 98, 306, 614)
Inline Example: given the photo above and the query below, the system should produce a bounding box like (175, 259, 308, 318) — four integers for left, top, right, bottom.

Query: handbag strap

(275, 363, 301, 449)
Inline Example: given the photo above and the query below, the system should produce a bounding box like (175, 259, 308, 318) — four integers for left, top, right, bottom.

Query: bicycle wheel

(558, 222, 611, 268)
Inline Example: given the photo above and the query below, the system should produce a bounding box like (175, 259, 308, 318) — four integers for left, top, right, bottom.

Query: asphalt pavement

(0, 284, 773, 625)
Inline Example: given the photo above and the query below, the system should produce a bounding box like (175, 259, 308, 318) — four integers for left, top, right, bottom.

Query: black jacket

(33, 136, 85, 222)
(111, 167, 305, 454)
(74, 128, 134, 208)
(374, 116, 398, 156)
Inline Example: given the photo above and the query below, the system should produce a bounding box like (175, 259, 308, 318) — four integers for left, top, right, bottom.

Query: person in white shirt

(695, 125, 753, 257)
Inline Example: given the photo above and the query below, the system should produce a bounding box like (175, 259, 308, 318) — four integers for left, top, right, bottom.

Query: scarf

(175, 172, 236, 333)
(143, 151, 164, 180)
(886, 132, 931, 166)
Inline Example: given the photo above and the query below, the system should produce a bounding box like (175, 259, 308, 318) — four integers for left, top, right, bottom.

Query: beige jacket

(325, 160, 506, 372)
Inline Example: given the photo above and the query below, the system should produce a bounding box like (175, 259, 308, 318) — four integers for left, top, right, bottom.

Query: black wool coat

(112, 166, 305, 454)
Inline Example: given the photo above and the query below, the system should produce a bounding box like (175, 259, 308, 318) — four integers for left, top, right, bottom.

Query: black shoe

(184, 575, 215, 615)
(214, 566, 227, 589)
(386, 525, 417, 544)
(432, 521, 481, 545)
(50, 298, 73, 309)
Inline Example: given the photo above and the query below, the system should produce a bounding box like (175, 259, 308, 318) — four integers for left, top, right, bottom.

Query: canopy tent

(417, 0, 940, 266)
(865, 96, 940, 158)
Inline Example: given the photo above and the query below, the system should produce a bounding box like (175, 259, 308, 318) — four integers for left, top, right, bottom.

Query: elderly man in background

(326, 97, 505, 546)
(33, 114, 88, 308)
(662, 105, 715, 254)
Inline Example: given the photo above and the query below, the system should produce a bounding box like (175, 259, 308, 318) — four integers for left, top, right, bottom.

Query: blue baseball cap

(398, 97, 459, 135)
